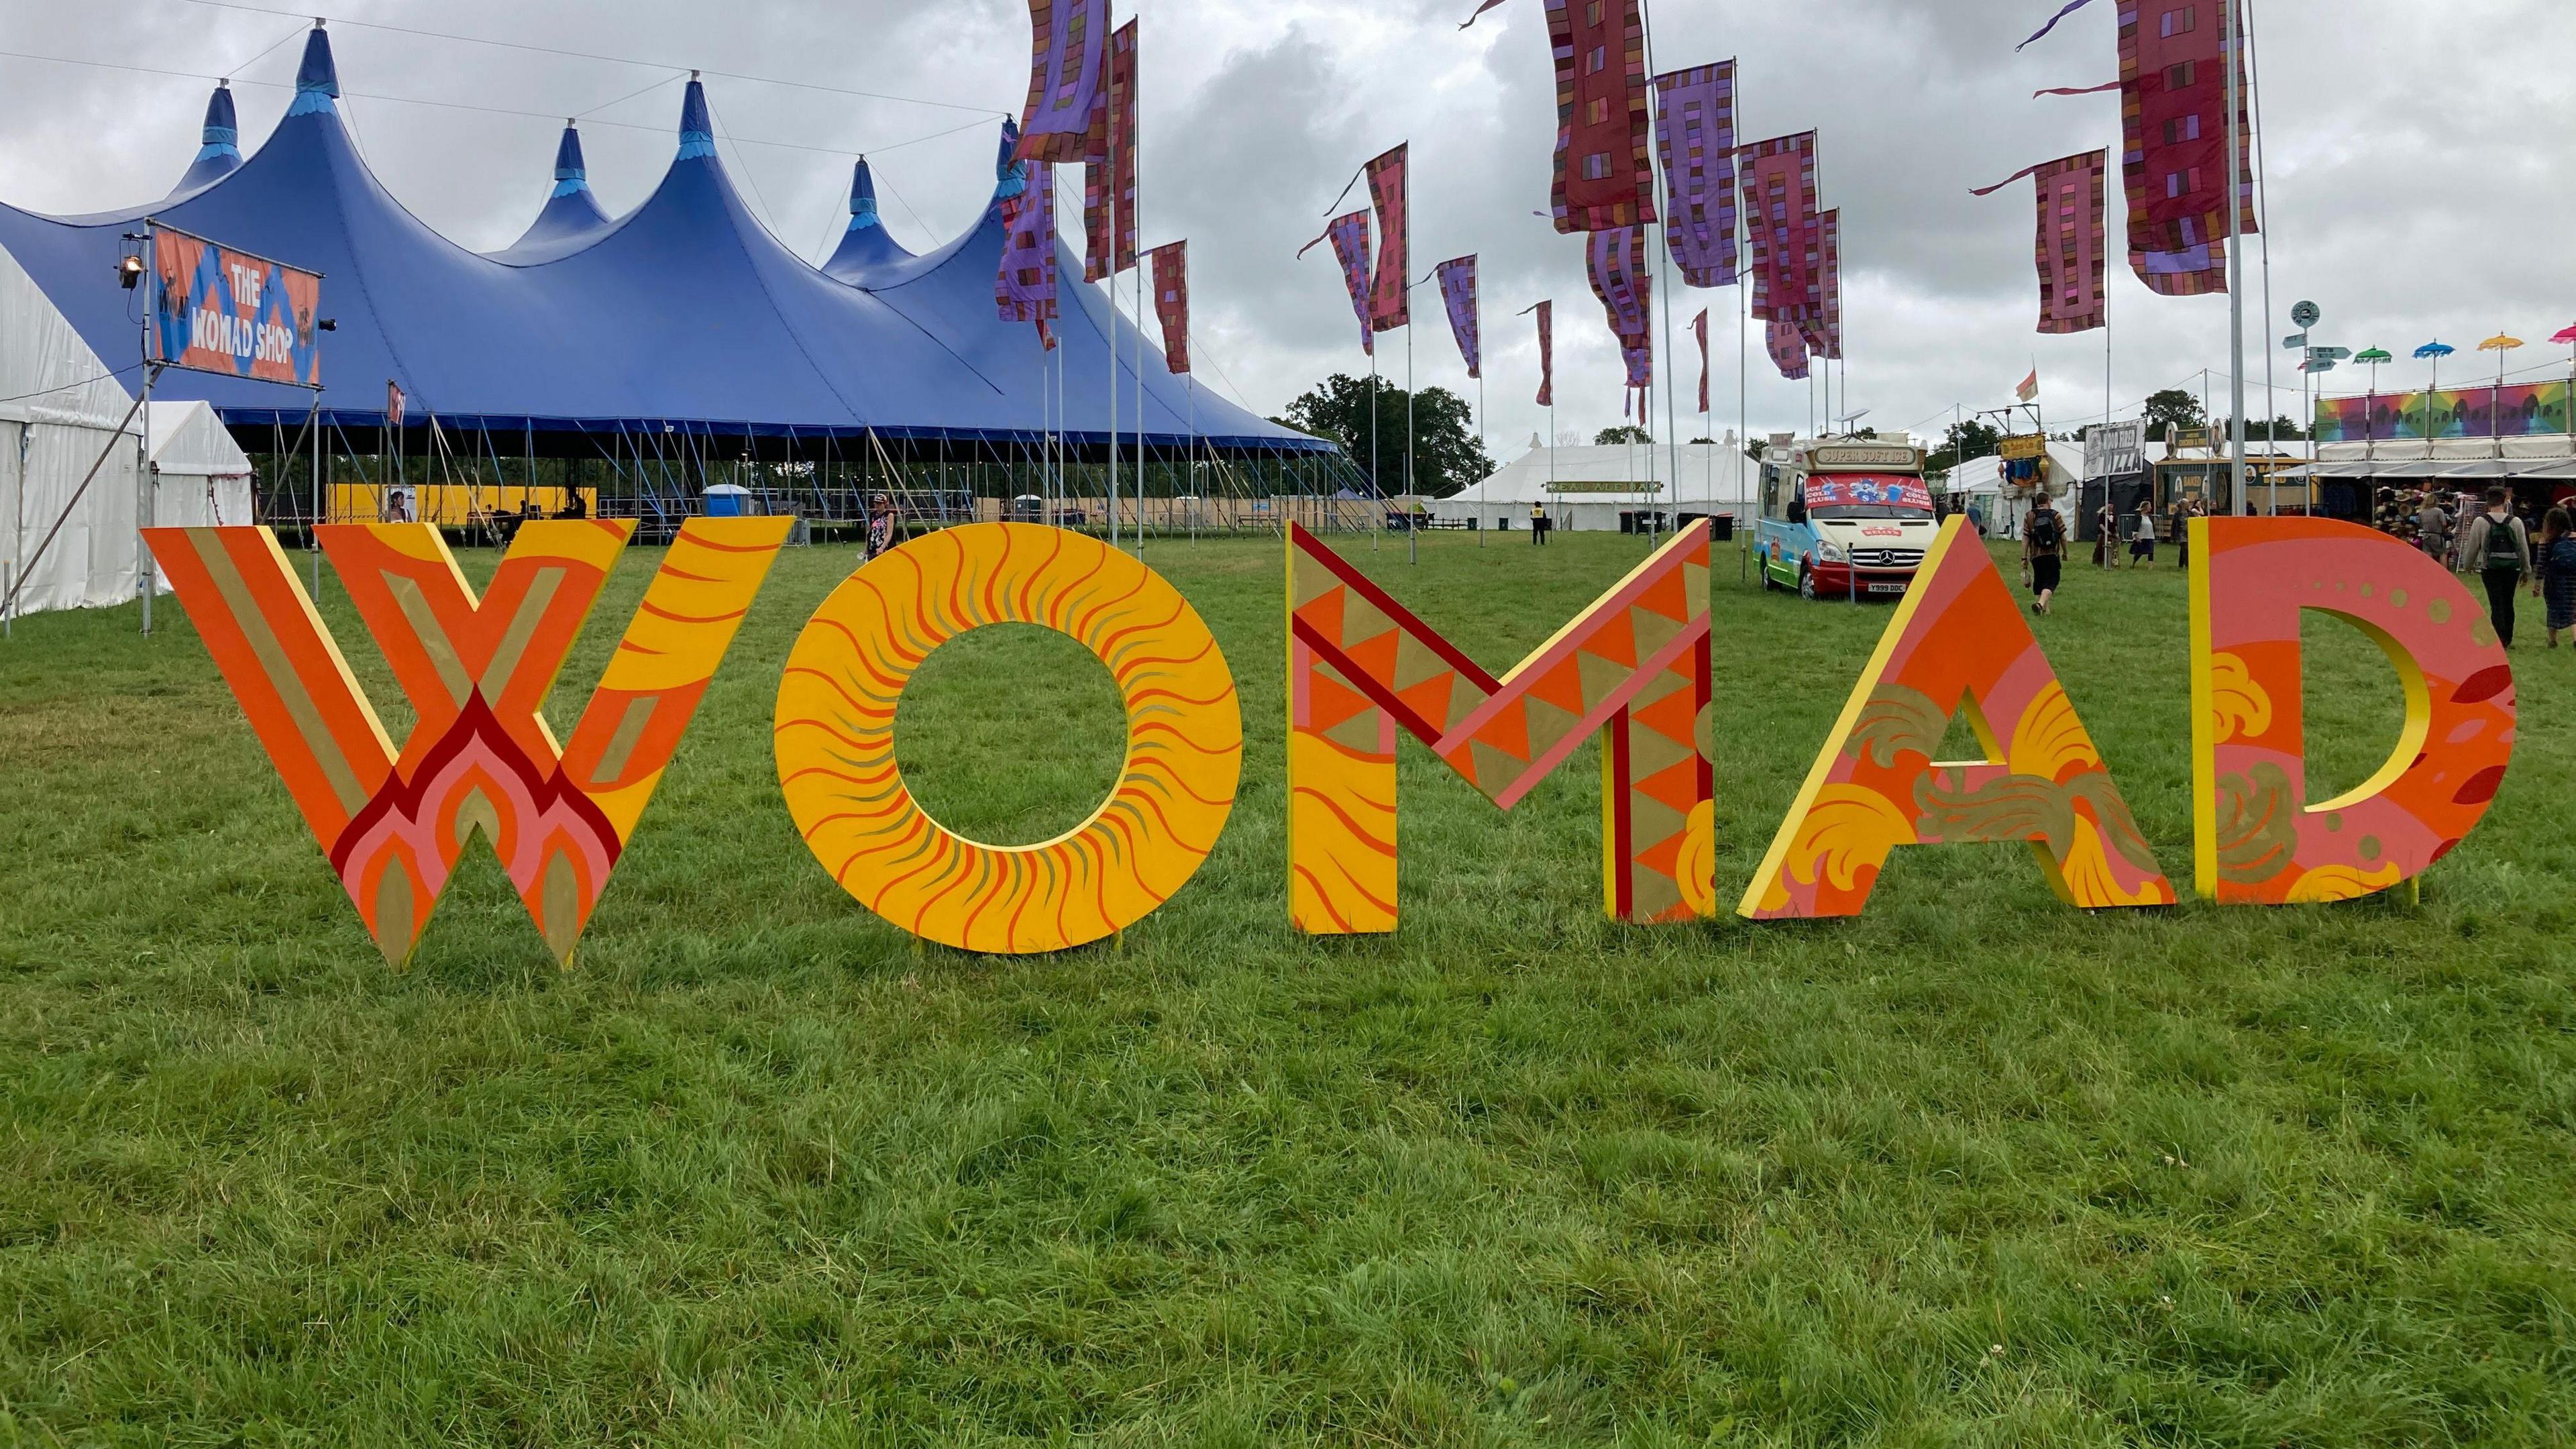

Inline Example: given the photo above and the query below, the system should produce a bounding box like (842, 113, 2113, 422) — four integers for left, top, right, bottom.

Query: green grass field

(1, 531, 2569, 1446)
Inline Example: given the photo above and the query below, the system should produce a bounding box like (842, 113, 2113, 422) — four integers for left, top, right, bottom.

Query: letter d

(2190, 517, 2516, 904)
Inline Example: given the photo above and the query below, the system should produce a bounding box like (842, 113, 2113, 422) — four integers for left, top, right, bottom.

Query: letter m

(1287, 522, 1713, 932)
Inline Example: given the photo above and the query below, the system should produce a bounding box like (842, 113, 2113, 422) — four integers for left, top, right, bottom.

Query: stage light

(117, 254, 144, 290)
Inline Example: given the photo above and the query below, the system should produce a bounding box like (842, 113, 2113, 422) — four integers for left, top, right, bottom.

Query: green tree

(1927, 418, 2001, 475)
(2143, 388, 2206, 441)
(1275, 374, 1495, 496)
(1595, 425, 1653, 446)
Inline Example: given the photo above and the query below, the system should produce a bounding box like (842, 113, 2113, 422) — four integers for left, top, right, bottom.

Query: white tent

(1, 237, 149, 618)
(146, 400, 256, 529)
(1428, 435, 1760, 533)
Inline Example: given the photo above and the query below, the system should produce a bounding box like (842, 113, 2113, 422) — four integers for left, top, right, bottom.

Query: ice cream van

(1755, 439, 1939, 600)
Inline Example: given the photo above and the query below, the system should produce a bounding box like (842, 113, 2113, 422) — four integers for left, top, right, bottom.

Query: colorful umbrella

(2477, 333, 2524, 353)
(2551, 325, 2576, 347)
(2412, 341, 2454, 360)
(2353, 347, 2393, 364)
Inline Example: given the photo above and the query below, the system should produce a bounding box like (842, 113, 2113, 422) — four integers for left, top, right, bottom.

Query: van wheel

(1799, 567, 1819, 601)
(1760, 559, 1780, 590)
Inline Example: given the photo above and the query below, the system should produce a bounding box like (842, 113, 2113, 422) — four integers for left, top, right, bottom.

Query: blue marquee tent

(0, 25, 1326, 458)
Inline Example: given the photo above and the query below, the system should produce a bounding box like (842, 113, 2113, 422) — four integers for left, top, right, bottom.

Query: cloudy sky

(1, 0, 2567, 453)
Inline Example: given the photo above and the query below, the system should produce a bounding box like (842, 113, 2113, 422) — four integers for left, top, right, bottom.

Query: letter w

(1287, 522, 1713, 932)
(146, 519, 788, 967)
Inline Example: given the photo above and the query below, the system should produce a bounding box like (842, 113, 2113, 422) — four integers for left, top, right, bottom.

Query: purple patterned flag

(1367, 145, 1410, 333)
(1014, 0, 1111, 164)
(2121, 0, 2255, 295)
(1081, 19, 1138, 282)
(1974, 150, 2107, 334)
(1588, 225, 1652, 412)
(1148, 241, 1189, 374)
(996, 154, 1060, 349)
(1436, 256, 1481, 378)
(1754, 267, 1809, 380)
(1740, 131, 1820, 325)
(1654, 62, 1738, 287)
(1546, 0, 1657, 233)
(1299, 211, 1376, 356)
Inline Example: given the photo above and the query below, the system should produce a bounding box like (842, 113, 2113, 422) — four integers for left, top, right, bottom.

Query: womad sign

(144, 515, 2516, 965)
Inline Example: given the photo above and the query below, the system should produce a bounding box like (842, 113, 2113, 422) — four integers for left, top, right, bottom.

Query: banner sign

(1301, 211, 1375, 356)
(996, 157, 1060, 348)
(1754, 266, 1809, 380)
(1804, 477, 1934, 511)
(1740, 131, 1820, 324)
(1999, 433, 2047, 461)
(1529, 299, 1553, 407)
(1546, 0, 1657, 232)
(1148, 240, 1189, 374)
(1366, 145, 1410, 333)
(1653, 62, 1737, 288)
(1080, 19, 1138, 281)
(2313, 380, 2573, 442)
(1798, 209, 1843, 360)
(2085, 420, 2146, 477)
(1587, 225, 1652, 404)
(1694, 307, 1710, 413)
(148, 225, 322, 388)
(1436, 255, 1480, 379)
(1976, 150, 2107, 335)
(1014, 0, 1111, 164)
(2120, 0, 2256, 295)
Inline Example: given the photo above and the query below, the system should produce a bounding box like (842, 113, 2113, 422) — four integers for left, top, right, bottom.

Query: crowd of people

(2005, 483, 2576, 650)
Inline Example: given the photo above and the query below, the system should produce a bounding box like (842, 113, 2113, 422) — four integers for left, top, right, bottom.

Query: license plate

(1868, 582, 1909, 594)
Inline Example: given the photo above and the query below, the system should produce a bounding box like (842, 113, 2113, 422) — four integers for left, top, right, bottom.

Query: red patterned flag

(996, 152, 1060, 349)
(1972, 150, 2108, 334)
(1014, 0, 1111, 164)
(1739, 131, 1820, 325)
(1654, 62, 1737, 287)
(1798, 209, 1843, 360)
(1299, 211, 1375, 356)
(1366, 145, 1409, 333)
(1436, 256, 1481, 379)
(1522, 300, 1554, 407)
(1546, 0, 1656, 233)
(2122, 0, 2255, 295)
(1148, 241, 1189, 374)
(1081, 19, 1138, 282)
(1693, 308, 1709, 413)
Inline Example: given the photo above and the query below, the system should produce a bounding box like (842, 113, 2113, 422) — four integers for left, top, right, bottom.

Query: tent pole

(309, 392, 323, 598)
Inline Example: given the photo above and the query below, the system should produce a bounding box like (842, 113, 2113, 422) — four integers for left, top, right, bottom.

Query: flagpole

(2249, 0, 2277, 496)
(1107, 162, 1119, 549)
(1406, 318, 1417, 566)
(2224, 0, 2249, 516)
(1134, 80, 1146, 559)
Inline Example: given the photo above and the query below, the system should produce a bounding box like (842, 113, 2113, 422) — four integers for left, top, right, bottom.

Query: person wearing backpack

(2459, 487, 2532, 647)
(2023, 497, 2067, 615)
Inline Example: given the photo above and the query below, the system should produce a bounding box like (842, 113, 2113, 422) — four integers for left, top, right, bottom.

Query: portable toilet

(704, 482, 756, 517)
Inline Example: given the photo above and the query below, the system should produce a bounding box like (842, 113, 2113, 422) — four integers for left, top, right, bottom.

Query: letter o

(775, 523, 1241, 953)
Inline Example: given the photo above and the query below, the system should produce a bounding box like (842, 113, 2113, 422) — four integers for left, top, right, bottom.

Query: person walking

(2169, 494, 2198, 570)
(2459, 487, 2532, 647)
(2092, 498, 2115, 568)
(2128, 503, 2159, 568)
(1529, 502, 1549, 547)
(2024, 496, 2067, 616)
(2415, 493, 2454, 567)
(2538, 506, 2576, 649)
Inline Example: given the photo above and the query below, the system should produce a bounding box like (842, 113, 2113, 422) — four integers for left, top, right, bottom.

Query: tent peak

(198, 82, 239, 160)
(288, 23, 339, 117)
(993, 119, 1027, 201)
(678, 76, 716, 161)
(846, 158, 879, 231)
(551, 121, 590, 197)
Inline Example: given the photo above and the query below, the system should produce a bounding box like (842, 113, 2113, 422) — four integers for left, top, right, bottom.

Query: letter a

(1743, 516, 2173, 918)
(2189, 517, 2514, 904)
(147, 519, 789, 966)
(1287, 521, 1714, 932)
